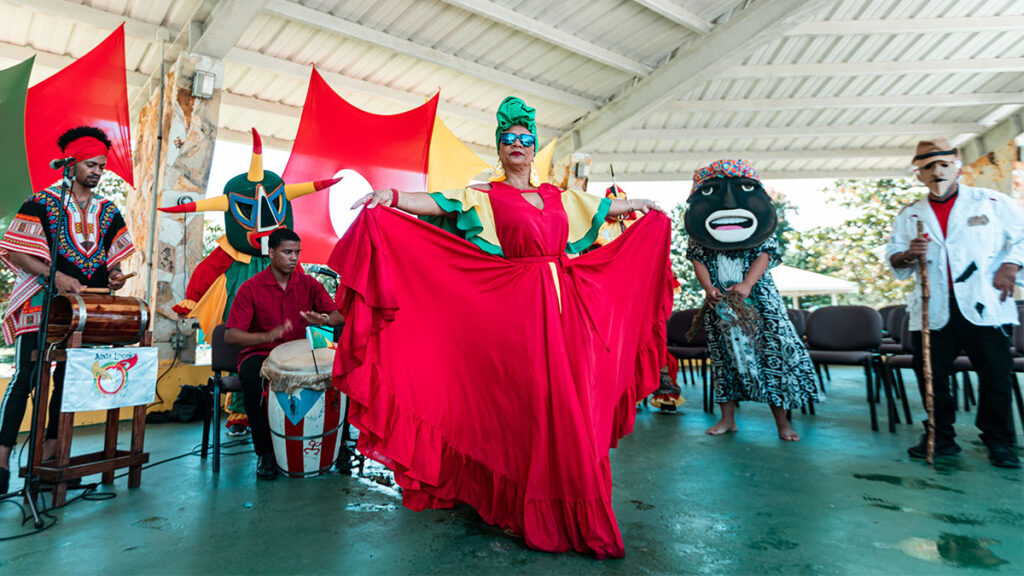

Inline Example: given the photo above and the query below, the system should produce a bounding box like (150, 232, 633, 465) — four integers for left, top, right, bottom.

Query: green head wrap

(495, 96, 537, 150)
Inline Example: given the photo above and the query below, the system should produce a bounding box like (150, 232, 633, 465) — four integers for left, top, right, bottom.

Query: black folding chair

(201, 323, 244, 474)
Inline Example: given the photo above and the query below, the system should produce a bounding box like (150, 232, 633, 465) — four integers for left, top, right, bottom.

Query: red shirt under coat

(225, 266, 336, 367)
(929, 191, 958, 289)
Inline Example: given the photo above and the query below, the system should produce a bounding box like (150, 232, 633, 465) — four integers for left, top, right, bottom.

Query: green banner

(0, 56, 33, 228)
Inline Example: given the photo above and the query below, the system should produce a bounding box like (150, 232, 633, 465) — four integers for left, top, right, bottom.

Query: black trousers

(0, 333, 65, 448)
(239, 354, 271, 457)
(911, 297, 1015, 446)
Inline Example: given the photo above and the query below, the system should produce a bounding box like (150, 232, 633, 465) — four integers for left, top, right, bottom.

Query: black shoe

(0, 467, 9, 495)
(907, 435, 961, 459)
(256, 455, 279, 480)
(984, 443, 1021, 469)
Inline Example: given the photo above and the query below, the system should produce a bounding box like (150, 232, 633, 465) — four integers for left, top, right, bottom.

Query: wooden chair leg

(128, 405, 146, 488)
(102, 409, 118, 484)
(51, 412, 75, 507)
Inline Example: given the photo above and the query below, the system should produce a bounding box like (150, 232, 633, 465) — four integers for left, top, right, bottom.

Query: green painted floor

(1, 366, 1022, 575)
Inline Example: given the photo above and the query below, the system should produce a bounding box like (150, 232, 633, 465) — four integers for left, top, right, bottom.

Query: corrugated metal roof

(0, 0, 1021, 179)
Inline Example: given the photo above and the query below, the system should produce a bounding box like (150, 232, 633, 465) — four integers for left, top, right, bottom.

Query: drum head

(261, 339, 336, 393)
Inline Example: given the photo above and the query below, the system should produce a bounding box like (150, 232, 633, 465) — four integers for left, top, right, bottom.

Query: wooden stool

(23, 330, 152, 506)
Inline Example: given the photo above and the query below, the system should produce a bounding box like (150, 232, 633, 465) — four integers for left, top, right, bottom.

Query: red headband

(62, 136, 109, 165)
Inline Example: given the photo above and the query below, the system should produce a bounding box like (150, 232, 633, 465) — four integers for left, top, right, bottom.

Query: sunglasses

(498, 132, 536, 147)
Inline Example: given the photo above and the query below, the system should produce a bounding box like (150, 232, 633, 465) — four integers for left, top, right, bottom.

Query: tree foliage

(203, 219, 224, 257)
(783, 178, 919, 308)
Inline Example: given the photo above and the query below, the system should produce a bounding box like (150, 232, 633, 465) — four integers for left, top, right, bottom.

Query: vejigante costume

(160, 128, 338, 429)
(162, 128, 339, 332)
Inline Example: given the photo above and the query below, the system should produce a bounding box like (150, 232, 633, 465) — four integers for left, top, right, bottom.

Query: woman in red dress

(330, 97, 675, 558)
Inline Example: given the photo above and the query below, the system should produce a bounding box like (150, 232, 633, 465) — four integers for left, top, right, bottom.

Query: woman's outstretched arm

(351, 188, 446, 216)
(608, 197, 664, 216)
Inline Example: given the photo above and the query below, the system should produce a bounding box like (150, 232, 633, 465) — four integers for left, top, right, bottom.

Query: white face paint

(704, 208, 758, 244)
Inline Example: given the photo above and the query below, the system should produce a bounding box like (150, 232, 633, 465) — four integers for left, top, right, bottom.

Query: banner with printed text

(62, 347, 158, 412)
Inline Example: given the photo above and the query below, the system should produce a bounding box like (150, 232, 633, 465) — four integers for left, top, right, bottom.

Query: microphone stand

(14, 162, 76, 528)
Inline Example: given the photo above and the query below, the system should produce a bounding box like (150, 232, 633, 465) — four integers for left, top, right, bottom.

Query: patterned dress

(687, 237, 820, 409)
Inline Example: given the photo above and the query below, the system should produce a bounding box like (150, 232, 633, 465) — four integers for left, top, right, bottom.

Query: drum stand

(25, 330, 152, 506)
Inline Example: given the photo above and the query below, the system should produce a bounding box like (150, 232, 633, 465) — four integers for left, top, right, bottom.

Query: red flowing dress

(329, 182, 674, 558)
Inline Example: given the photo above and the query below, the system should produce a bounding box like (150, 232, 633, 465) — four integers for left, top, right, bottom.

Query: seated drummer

(224, 228, 343, 481)
(0, 126, 134, 496)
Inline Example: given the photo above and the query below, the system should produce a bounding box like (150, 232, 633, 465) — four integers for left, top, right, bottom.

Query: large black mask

(684, 176, 777, 251)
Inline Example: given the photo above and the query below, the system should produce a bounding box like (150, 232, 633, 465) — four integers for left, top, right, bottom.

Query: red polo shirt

(225, 266, 336, 366)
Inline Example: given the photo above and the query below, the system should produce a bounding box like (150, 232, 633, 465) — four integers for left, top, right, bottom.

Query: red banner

(26, 24, 133, 190)
(283, 68, 437, 264)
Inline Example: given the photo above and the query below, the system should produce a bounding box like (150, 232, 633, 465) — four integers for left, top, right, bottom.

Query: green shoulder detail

(566, 197, 612, 254)
(424, 192, 503, 257)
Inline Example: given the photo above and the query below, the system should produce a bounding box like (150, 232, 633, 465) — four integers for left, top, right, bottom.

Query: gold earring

(490, 161, 507, 183)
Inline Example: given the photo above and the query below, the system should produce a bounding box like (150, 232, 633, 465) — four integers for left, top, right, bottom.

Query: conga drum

(261, 340, 346, 477)
(48, 294, 150, 345)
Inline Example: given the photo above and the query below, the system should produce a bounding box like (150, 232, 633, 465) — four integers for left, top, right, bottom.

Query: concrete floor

(1, 366, 1021, 575)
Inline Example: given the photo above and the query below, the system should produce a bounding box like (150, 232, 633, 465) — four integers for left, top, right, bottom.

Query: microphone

(50, 157, 76, 169)
(307, 264, 338, 279)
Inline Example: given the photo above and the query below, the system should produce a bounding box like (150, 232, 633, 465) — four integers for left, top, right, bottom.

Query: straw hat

(911, 137, 958, 168)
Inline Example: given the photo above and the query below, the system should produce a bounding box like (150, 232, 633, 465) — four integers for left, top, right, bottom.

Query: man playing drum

(224, 228, 343, 480)
(0, 126, 134, 495)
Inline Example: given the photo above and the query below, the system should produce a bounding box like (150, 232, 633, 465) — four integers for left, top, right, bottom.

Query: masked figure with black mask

(686, 159, 820, 441)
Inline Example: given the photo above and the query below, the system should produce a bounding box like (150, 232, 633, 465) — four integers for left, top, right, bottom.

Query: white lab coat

(886, 184, 1024, 331)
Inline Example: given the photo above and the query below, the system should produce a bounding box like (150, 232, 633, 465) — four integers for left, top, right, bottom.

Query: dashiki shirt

(0, 186, 134, 344)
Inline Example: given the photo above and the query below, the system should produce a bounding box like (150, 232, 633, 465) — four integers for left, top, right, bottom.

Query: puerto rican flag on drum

(268, 386, 347, 477)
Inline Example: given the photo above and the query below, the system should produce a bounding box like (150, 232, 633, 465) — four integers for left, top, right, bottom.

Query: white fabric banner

(61, 347, 158, 412)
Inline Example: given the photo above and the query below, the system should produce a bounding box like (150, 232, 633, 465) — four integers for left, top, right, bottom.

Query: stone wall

(550, 152, 592, 192)
(961, 140, 1023, 205)
(128, 53, 223, 362)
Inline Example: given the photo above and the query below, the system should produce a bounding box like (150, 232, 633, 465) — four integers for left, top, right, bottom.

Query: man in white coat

(887, 137, 1023, 469)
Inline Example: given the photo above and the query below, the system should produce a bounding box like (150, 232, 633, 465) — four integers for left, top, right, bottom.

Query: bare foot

(776, 423, 800, 442)
(769, 405, 800, 441)
(706, 421, 738, 435)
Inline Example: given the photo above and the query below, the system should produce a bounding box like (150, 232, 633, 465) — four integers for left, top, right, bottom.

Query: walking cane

(916, 220, 935, 464)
